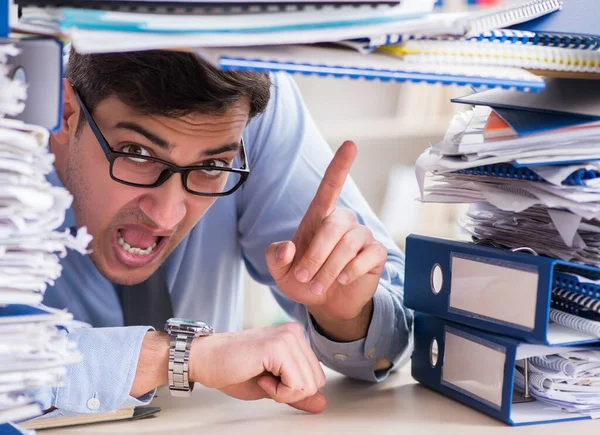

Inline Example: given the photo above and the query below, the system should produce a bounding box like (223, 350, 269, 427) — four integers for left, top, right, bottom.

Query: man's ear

(51, 78, 80, 148)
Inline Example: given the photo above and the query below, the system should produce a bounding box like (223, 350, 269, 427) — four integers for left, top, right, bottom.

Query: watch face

(169, 318, 206, 328)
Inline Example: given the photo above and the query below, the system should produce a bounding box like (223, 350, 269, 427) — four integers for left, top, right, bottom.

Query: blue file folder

(404, 234, 600, 346)
(412, 312, 596, 426)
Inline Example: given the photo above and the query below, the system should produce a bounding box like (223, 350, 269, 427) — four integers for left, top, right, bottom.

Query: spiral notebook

(350, 29, 600, 52)
(195, 44, 545, 91)
(552, 288, 600, 321)
(18, 0, 434, 34)
(344, 0, 562, 50)
(379, 40, 600, 76)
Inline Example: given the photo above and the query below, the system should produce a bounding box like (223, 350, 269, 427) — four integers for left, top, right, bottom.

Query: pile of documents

(515, 350, 600, 415)
(0, 41, 91, 431)
(371, 0, 600, 80)
(12, 0, 565, 91)
(404, 2, 600, 424)
(416, 78, 600, 265)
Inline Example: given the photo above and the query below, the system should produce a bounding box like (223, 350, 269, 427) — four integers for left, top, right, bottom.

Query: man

(37, 48, 413, 416)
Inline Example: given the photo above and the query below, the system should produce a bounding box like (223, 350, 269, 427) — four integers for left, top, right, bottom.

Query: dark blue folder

(509, 0, 599, 38)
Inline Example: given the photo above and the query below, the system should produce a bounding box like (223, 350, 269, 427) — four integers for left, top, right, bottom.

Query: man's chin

(89, 251, 160, 286)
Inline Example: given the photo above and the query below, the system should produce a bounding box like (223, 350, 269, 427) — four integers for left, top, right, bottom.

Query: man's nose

(137, 175, 187, 232)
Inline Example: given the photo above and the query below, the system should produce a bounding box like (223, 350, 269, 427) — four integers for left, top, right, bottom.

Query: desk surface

(44, 366, 600, 435)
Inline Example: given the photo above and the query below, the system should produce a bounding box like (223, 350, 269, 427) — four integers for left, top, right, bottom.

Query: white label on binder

(449, 253, 539, 330)
(441, 328, 506, 409)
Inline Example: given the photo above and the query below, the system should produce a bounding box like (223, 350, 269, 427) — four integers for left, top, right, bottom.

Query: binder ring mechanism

(511, 247, 539, 256)
(510, 247, 537, 403)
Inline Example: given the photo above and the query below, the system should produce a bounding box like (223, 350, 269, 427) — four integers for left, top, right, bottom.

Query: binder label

(448, 252, 539, 330)
(441, 327, 507, 410)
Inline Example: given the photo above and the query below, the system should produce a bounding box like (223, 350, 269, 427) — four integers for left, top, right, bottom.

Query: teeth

(117, 230, 159, 256)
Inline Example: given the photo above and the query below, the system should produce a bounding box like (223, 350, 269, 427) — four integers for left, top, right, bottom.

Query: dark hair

(66, 48, 271, 132)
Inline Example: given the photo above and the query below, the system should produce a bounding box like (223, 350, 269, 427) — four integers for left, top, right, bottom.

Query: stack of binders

(0, 30, 92, 435)
(405, 11, 600, 425)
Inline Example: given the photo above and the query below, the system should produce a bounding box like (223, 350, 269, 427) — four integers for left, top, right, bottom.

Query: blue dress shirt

(35, 72, 413, 416)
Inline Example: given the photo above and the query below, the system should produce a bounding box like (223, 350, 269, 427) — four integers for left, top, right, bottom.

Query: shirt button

(367, 346, 377, 358)
(334, 353, 347, 362)
(87, 397, 101, 411)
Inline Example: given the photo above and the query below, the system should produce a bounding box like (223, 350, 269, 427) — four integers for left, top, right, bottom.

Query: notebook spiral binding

(549, 308, 600, 337)
(399, 39, 600, 72)
(554, 271, 600, 299)
(527, 372, 548, 390)
(529, 355, 576, 376)
(361, 30, 600, 51)
(461, 0, 562, 36)
(454, 164, 599, 186)
(553, 288, 600, 311)
(551, 288, 600, 323)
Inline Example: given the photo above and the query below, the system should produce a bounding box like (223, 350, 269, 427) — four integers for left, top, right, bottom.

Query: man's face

(53, 84, 249, 285)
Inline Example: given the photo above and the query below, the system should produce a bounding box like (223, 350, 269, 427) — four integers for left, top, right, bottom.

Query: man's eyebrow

(114, 122, 170, 150)
(200, 142, 241, 157)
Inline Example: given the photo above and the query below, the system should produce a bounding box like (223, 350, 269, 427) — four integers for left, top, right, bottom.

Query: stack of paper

(415, 77, 600, 264)
(514, 349, 600, 416)
(0, 42, 91, 429)
(12, 0, 563, 91)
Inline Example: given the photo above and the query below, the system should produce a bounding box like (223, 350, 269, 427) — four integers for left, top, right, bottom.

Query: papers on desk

(0, 42, 90, 428)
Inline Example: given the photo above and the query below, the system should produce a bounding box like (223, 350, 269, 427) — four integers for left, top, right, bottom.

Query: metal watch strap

(168, 333, 195, 397)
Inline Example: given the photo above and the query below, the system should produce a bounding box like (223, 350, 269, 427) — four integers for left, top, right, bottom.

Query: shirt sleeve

(238, 72, 414, 382)
(30, 325, 155, 417)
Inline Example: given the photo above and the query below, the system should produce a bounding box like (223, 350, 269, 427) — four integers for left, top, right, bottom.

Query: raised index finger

(308, 140, 357, 220)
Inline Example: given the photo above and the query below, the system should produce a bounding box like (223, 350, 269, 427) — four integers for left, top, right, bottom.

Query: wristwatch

(164, 318, 214, 397)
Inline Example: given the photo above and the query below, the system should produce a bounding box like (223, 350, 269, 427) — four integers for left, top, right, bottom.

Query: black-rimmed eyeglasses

(73, 86, 249, 197)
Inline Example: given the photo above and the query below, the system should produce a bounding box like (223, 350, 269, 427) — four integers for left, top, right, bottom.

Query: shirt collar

(47, 169, 77, 231)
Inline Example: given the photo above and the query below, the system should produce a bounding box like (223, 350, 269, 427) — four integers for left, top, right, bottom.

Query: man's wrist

(130, 331, 170, 398)
(309, 299, 374, 342)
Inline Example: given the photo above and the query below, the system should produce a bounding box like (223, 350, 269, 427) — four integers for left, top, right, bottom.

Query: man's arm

(33, 322, 329, 417)
(238, 72, 413, 382)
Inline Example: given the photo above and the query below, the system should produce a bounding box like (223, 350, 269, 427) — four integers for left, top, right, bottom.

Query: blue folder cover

(493, 107, 598, 136)
(404, 234, 600, 345)
(509, 0, 599, 38)
(452, 78, 600, 118)
(412, 312, 595, 426)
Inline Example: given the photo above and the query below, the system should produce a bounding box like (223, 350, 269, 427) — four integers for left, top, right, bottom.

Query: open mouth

(112, 227, 168, 267)
(117, 230, 162, 256)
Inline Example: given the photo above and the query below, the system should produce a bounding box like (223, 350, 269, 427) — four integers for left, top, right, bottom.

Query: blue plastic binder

(412, 312, 597, 426)
(3, 38, 63, 132)
(404, 234, 600, 345)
